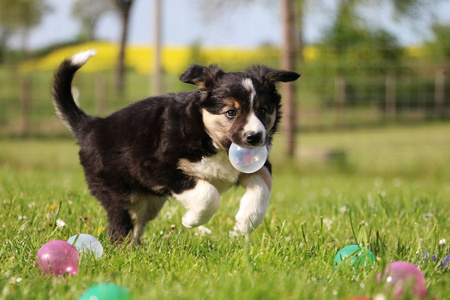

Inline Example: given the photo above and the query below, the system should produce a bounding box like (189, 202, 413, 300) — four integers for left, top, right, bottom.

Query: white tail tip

(70, 50, 97, 67)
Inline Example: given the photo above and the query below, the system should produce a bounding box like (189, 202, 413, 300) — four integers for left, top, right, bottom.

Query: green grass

(0, 124, 449, 299)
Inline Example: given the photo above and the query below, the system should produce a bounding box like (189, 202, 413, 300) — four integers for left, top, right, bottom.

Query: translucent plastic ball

(376, 261, 428, 300)
(78, 283, 130, 300)
(35, 240, 80, 275)
(228, 143, 268, 173)
(67, 234, 103, 258)
(334, 245, 375, 268)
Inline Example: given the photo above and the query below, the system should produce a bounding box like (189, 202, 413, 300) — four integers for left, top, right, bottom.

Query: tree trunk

(115, 0, 133, 96)
(152, 0, 162, 96)
(281, 0, 297, 157)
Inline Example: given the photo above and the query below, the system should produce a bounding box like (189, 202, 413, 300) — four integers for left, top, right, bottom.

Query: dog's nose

(244, 131, 263, 146)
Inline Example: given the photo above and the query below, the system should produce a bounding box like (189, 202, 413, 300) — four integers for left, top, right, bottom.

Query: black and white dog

(53, 50, 300, 244)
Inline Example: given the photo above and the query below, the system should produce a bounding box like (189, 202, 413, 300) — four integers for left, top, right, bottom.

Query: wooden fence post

(335, 74, 346, 128)
(20, 76, 32, 136)
(385, 73, 397, 120)
(434, 67, 446, 119)
(281, 0, 297, 157)
(95, 75, 107, 116)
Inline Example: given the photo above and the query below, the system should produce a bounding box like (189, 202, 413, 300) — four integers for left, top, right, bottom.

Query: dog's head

(180, 64, 300, 149)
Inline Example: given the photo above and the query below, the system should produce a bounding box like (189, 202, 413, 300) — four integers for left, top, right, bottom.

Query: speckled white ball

(228, 143, 268, 173)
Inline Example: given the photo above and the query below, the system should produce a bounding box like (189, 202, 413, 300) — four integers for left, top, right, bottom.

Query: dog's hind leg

(173, 180, 220, 229)
(128, 194, 167, 245)
(105, 205, 134, 243)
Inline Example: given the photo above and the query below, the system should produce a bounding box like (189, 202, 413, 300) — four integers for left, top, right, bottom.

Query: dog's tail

(52, 50, 97, 138)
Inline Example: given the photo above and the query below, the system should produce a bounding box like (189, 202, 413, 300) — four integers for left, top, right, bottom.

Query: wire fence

(0, 49, 449, 137)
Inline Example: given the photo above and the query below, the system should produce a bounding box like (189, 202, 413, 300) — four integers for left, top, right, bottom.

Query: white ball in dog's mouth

(228, 143, 268, 173)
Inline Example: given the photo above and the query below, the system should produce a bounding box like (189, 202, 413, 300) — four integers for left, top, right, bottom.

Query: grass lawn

(0, 124, 449, 299)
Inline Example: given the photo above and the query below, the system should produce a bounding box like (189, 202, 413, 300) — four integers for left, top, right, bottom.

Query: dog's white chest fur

(178, 150, 240, 192)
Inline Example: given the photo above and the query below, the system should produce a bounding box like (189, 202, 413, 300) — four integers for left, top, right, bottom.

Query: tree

(72, 0, 114, 41)
(0, 0, 51, 60)
(110, 0, 134, 95)
(425, 23, 450, 60)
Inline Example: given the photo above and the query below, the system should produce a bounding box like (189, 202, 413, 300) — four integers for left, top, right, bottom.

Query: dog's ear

(246, 65, 300, 85)
(179, 64, 224, 90)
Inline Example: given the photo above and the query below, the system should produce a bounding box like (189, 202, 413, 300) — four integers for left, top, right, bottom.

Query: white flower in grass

(56, 219, 66, 228)
(163, 206, 178, 220)
(439, 239, 447, 245)
(228, 225, 241, 238)
(195, 226, 211, 236)
(9, 277, 22, 285)
(422, 213, 434, 219)
(18, 215, 27, 221)
(323, 218, 333, 230)
(374, 293, 386, 300)
(339, 206, 349, 213)
(28, 202, 36, 208)
(229, 230, 241, 238)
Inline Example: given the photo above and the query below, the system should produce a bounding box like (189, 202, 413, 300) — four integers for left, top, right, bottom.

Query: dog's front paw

(235, 214, 255, 235)
(182, 211, 207, 228)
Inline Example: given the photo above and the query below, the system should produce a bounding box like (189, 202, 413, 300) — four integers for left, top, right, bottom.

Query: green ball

(334, 245, 375, 268)
(78, 283, 130, 300)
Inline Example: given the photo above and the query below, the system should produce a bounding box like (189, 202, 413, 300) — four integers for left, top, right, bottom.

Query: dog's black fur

(53, 51, 300, 243)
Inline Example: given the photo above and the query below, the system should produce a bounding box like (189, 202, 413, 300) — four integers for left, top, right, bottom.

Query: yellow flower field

(19, 41, 425, 74)
(20, 41, 283, 74)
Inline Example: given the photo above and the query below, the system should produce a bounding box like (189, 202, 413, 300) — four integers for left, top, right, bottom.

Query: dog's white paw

(182, 211, 208, 228)
(235, 214, 255, 235)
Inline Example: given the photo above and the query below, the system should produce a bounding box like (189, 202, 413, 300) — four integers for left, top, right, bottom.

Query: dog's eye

(225, 110, 237, 118)
(257, 107, 267, 115)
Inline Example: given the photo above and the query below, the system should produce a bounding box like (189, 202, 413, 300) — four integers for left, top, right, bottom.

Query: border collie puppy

(53, 50, 300, 244)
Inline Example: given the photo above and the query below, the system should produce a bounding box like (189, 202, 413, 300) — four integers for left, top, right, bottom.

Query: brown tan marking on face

(265, 111, 277, 132)
(224, 98, 241, 110)
(202, 108, 232, 149)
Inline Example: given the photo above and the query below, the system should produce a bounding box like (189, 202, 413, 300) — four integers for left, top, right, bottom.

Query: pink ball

(35, 240, 80, 275)
(376, 261, 428, 299)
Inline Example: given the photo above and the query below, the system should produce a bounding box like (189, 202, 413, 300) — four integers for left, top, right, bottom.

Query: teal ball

(78, 283, 130, 300)
(334, 245, 375, 268)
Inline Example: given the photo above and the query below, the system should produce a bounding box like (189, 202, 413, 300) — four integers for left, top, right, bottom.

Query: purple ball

(35, 240, 80, 275)
(376, 261, 428, 300)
